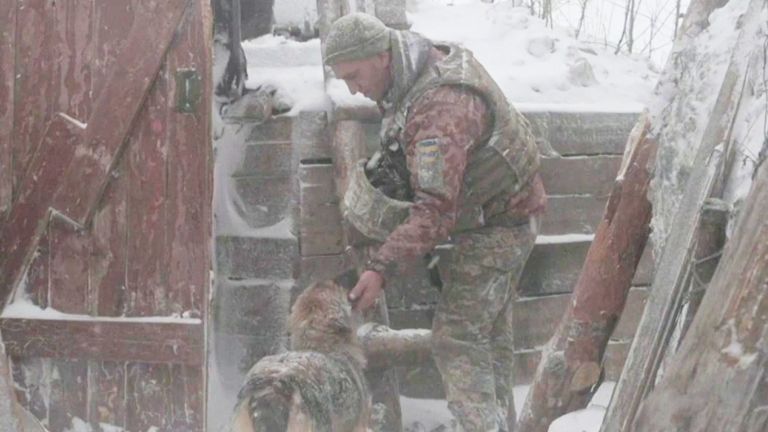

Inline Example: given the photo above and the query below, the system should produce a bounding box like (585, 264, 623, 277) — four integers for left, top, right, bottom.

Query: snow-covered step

(215, 236, 298, 280)
(520, 238, 653, 296)
(213, 278, 295, 337)
(396, 342, 632, 400)
(233, 175, 294, 229)
(523, 111, 640, 156)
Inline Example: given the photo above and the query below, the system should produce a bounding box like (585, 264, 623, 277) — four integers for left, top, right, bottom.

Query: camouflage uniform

(325, 14, 543, 431)
(362, 32, 542, 431)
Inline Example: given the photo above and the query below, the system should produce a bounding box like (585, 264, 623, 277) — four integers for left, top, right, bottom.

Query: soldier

(324, 13, 546, 432)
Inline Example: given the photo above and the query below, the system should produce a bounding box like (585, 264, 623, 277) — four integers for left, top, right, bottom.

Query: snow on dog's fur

(225, 280, 370, 432)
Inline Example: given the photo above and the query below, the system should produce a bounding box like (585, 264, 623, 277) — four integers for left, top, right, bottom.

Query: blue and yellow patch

(416, 139, 445, 193)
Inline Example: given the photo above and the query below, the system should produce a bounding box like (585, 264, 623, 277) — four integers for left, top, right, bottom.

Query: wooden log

(631, 127, 768, 432)
(515, 114, 655, 432)
(359, 323, 432, 370)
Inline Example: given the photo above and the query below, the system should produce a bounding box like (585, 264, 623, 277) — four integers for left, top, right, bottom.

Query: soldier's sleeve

(365, 86, 491, 282)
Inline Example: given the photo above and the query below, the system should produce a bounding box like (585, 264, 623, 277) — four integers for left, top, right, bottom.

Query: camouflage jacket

(366, 32, 544, 282)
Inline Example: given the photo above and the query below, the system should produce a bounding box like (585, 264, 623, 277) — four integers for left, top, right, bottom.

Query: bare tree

(542, 0, 553, 27)
(674, 0, 682, 39)
(575, 0, 590, 39)
(615, 0, 632, 54)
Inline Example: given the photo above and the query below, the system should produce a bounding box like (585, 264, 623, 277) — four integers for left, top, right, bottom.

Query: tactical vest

(344, 43, 540, 240)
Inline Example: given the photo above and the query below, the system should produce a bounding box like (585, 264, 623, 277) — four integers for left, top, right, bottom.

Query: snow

(400, 383, 616, 432)
(648, 0, 762, 255)
(537, 233, 595, 244)
(65, 418, 125, 432)
(242, 0, 658, 114)
(407, 0, 657, 109)
(1, 293, 201, 324)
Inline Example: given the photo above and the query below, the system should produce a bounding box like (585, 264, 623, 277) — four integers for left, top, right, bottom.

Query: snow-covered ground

(400, 383, 616, 432)
(243, 0, 660, 114)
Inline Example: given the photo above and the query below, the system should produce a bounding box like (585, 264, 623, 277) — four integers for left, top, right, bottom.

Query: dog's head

(289, 280, 362, 361)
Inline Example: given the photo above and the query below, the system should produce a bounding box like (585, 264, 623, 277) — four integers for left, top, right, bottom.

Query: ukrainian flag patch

(416, 139, 445, 193)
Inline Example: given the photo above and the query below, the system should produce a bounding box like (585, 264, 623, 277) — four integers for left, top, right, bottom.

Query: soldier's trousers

(433, 220, 536, 432)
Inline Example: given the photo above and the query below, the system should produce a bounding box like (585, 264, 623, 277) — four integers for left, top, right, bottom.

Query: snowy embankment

(400, 383, 616, 432)
(242, 0, 658, 114)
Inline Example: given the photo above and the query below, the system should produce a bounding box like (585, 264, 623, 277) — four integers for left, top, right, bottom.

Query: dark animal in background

(225, 280, 371, 432)
(213, 0, 275, 98)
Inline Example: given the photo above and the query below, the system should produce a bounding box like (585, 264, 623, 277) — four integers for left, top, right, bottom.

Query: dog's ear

(333, 269, 359, 291)
(326, 316, 353, 338)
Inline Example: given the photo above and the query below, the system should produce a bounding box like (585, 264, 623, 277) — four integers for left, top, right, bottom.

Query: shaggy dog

(226, 280, 370, 432)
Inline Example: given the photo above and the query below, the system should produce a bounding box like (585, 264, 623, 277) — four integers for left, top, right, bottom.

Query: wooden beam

(0, 319, 203, 366)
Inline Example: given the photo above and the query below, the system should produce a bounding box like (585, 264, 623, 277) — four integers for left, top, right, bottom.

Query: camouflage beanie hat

(323, 13, 392, 65)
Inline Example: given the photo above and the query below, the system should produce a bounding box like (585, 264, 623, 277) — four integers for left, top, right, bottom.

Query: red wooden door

(0, 1, 212, 430)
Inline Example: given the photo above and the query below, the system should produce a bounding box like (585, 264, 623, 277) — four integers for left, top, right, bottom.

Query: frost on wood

(647, 0, 753, 257)
(631, 124, 768, 432)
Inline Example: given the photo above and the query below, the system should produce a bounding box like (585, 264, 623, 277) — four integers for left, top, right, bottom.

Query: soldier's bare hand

(349, 271, 384, 311)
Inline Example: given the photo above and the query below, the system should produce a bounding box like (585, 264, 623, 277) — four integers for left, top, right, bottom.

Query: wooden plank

(0, 319, 204, 365)
(55, 0, 96, 121)
(513, 288, 648, 350)
(91, 0, 135, 98)
(48, 359, 88, 431)
(520, 240, 654, 296)
(9, 357, 50, 426)
(169, 365, 203, 431)
(124, 54, 170, 317)
(88, 361, 127, 428)
(165, 0, 212, 318)
(51, 0, 192, 226)
(0, 116, 82, 304)
(538, 195, 607, 235)
(12, 0, 59, 191)
(48, 216, 90, 314)
(523, 111, 640, 156)
(87, 0, 134, 318)
(126, 363, 173, 431)
(0, 0, 15, 214)
(90, 158, 129, 317)
(0, 342, 24, 432)
(539, 155, 622, 196)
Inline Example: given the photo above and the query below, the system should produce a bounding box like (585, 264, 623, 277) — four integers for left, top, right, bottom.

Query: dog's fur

(226, 280, 370, 432)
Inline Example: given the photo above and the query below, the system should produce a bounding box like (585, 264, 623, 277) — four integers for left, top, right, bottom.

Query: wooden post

(515, 115, 655, 432)
(359, 323, 432, 369)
